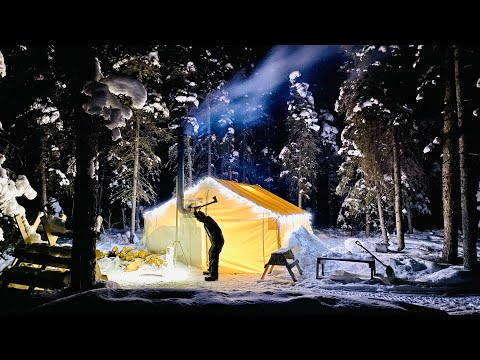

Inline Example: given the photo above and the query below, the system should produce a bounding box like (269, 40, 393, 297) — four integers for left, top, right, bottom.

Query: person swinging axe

(193, 209, 224, 281)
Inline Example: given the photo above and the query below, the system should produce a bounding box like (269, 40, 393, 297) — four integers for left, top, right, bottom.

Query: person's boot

(205, 268, 218, 281)
(203, 265, 212, 275)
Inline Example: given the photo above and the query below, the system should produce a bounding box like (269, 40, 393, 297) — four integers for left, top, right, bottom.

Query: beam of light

(194, 45, 340, 134)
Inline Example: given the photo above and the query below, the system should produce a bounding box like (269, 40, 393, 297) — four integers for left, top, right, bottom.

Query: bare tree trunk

(365, 211, 370, 237)
(406, 197, 413, 234)
(240, 121, 246, 183)
(40, 135, 48, 212)
(228, 143, 233, 180)
(187, 137, 193, 188)
(376, 182, 388, 245)
(207, 102, 212, 178)
(442, 46, 459, 263)
(297, 164, 302, 209)
(97, 149, 106, 216)
(106, 209, 112, 231)
(121, 207, 126, 231)
(135, 204, 141, 230)
(454, 45, 477, 270)
(70, 52, 99, 292)
(326, 173, 332, 226)
(130, 112, 140, 243)
(392, 125, 404, 251)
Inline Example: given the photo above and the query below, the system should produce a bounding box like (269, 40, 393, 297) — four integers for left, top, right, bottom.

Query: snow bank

(285, 226, 330, 271)
(416, 265, 467, 285)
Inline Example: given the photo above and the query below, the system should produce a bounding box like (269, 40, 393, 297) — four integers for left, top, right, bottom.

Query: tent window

(268, 218, 277, 230)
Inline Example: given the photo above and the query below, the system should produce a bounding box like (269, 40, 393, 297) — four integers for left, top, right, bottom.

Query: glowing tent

(143, 177, 312, 274)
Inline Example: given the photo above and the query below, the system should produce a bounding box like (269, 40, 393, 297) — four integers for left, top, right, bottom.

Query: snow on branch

(100, 75, 147, 109)
(423, 136, 441, 154)
(82, 58, 147, 141)
(289, 70, 301, 83)
(0, 50, 5, 78)
(30, 98, 61, 126)
(0, 155, 39, 241)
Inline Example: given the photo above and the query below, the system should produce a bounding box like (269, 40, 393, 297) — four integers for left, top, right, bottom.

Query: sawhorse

(261, 247, 303, 282)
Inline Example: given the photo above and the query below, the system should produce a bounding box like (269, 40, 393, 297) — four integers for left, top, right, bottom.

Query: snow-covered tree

(414, 45, 479, 267)
(67, 51, 147, 291)
(317, 108, 341, 226)
(25, 96, 73, 213)
(214, 90, 238, 180)
(0, 155, 41, 243)
(241, 97, 281, 190)
(164, 54, 200, 190)
(0, 45, 76, 217)
(0, 54, 41, 244)
(191, 46, 273, 187)
(336, 45, 419, 250)
(453, 45, 477, 269)
(82, 59, 147, 142)
(106, 51, 170, 241)
(279, 71, 320, 209)
(193, 46, 237, 181)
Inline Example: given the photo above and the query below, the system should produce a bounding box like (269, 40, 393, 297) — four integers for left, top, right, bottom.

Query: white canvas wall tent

(143, 177, 312, 274)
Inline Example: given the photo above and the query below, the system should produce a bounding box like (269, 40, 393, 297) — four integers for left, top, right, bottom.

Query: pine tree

(453, 45, 477, 270)
(416, 44, 480, 268)
(193, 46, 236, 181)
(1, 45, 76, 215)
(163, 48, 200, 191)
(25, 95, 73, 213)
(336, 45, 420, 248)
(107, 50, 170, 242)
(441, 46, 459, 263)
(0, 50, 40, 246)
(65, 49, 147, 291)
(317, 108, 340, 226)
(279, 71, 320, 209)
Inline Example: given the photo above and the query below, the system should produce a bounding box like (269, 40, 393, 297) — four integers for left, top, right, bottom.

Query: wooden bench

(316, 256, 376, 280)
(2, 213, 107, 291)
(261, 247, 303, 282)
(1, 243, 108, 290)
(0, 242, 72, 291)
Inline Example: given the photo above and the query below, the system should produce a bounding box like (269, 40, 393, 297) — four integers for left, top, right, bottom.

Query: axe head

(212, 196, 218, 203)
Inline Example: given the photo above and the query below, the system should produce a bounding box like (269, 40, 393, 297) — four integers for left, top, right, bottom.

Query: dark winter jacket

(194, 211, 224, 245)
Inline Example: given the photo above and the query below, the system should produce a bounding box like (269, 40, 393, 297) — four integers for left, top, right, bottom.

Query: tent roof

(213, 178, 307, 216)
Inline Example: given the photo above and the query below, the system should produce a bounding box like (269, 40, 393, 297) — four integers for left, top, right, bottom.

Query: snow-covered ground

(90, 227, 480, 316)
(2, 226, 480, 316)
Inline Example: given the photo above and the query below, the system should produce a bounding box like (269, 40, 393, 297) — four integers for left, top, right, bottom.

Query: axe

(191, 196, 218, 210)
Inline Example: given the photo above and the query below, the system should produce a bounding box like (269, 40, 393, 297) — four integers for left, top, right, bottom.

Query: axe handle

(192, 199, 217, 210)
